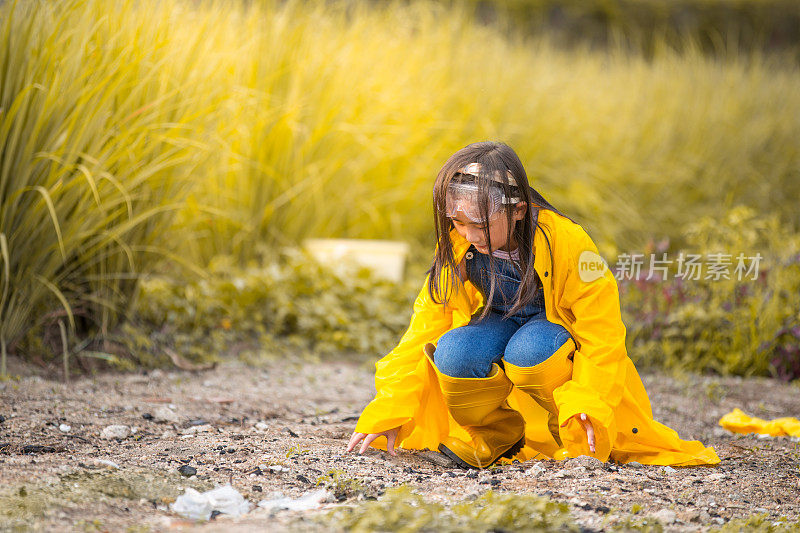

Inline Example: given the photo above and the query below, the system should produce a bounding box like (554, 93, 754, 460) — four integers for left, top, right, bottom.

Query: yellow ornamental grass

(0, 0, 221, 373)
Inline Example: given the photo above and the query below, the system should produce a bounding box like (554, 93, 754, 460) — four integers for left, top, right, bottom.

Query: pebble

(101, 425, 131, 439)
(712, 517, 725, 525)
(567, 497, 592, 510)
(153, 406, 180, 424)
(707, 473, 727, 482)
(661, 466, 677, 474)
(626, 461, 644, 469)
(550, 469, 572, 479)
(177, 465, 197, 477)
(568, 455, 603, 470)
(181, 424, 214, 435)
(651, 509, 677, 524)
(524, 463, 546, 477)
(254, 422, 270, 431)
(269, 465, 288, 473)
(58, 424, 71, 433)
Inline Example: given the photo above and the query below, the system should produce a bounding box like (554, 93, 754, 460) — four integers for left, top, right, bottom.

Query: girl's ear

(512, 202, 527, 222)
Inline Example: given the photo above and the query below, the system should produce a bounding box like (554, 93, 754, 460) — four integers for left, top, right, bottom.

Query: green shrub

(623, 206, 800, 378)
(711, 513, 800, 532)
(323, 485, 577, 532)
(116, 249, 419, 368)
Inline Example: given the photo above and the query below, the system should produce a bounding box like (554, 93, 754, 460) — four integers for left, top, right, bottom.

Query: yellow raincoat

(355, 209, 720, 466)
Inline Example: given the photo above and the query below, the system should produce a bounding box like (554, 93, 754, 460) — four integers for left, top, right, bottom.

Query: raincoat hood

(355, 208, 720, 466)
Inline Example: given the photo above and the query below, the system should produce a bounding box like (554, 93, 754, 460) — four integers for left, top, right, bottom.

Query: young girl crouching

(346, 141, 719, 469)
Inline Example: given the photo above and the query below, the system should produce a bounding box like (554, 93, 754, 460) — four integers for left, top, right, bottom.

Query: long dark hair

(428, 141, 571, 319)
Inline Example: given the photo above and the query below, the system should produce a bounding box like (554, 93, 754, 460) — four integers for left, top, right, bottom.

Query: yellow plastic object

(719, 408, 800, 437)
(354, 209, 720, 466)
(303, 239, 410, 282)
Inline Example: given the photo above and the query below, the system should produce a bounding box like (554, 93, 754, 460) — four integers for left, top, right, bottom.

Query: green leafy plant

(315, 469, 365, 501)
(323, 485, 577, 532)
(711, 514, 800, 532)
(623, 207, 800, 379)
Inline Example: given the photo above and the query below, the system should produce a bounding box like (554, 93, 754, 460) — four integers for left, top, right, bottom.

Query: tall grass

(173, 0, 800, 262)
(2, 0, 799, 371)
(0, 0, 222, 373)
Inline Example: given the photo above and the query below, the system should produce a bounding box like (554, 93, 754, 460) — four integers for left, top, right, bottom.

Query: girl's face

(450, 202, 526, 254)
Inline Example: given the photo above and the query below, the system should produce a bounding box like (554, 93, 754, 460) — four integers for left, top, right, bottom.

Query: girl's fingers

(579, 414, 596, 453)
(386, 430, 397, 456)
(359, 433, 378, 454)
(346, 432, 365, 452)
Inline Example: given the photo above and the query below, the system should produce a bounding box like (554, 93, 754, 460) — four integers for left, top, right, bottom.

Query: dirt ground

(1, 355, 799, 532)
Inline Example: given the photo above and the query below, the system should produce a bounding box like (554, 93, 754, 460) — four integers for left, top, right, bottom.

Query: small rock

(187, 419, 209, 427)
(0, 415, 5, 423)
(21, 445, 56, 454)
(524, 463, 546, 477)
(569, 455, 603, 470)
(707, 473, 727, 482)
(712, 517, 725, 525)
(142, 413, 154, 421)
(269, 465, 288, 473)
(58, 424, 71, 433)
(153, 406, 180, 424)
(626, 461, 643, 469)
(177, 465, 197, 477)
(181, 424, 214, 435)
(94, 459, 120, 469)
(550, 469, 572, 479)
(661, 466, 677, 474)
(568, 497, 591, 510)
(652, 509, 677, 525)
(713, 427, 729, 438)
(101, 425, 131, 440)
(254, 422, 269, 431)
(568, 465, 587, 475)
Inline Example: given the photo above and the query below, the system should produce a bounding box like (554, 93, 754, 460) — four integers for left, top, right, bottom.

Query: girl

(346, 142, 719, 469)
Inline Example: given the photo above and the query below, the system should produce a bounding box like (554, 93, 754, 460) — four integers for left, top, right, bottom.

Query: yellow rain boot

(424, 344, 526, 469)
(502, 337, 576, 447)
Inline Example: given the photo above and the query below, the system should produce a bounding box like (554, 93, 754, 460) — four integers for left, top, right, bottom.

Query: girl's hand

(561, 413, 596, 453)
(346, 427, 400, 456)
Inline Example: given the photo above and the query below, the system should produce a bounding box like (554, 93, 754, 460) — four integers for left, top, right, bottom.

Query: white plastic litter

(170, 484, 252, 521)
(258, 489, 333, 512)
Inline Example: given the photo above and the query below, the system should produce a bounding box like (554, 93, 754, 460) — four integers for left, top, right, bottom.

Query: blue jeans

(434, 311, 574, 378)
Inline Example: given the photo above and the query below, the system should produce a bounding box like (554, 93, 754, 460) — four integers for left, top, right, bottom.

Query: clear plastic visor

(444, 182, 519, 223)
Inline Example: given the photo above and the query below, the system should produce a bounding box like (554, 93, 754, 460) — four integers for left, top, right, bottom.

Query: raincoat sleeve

(552, 226, 628, 461)
(354, 273, 454, 439)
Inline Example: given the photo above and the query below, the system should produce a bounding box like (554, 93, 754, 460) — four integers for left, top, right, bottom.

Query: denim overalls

(434, 245, 574, 378)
